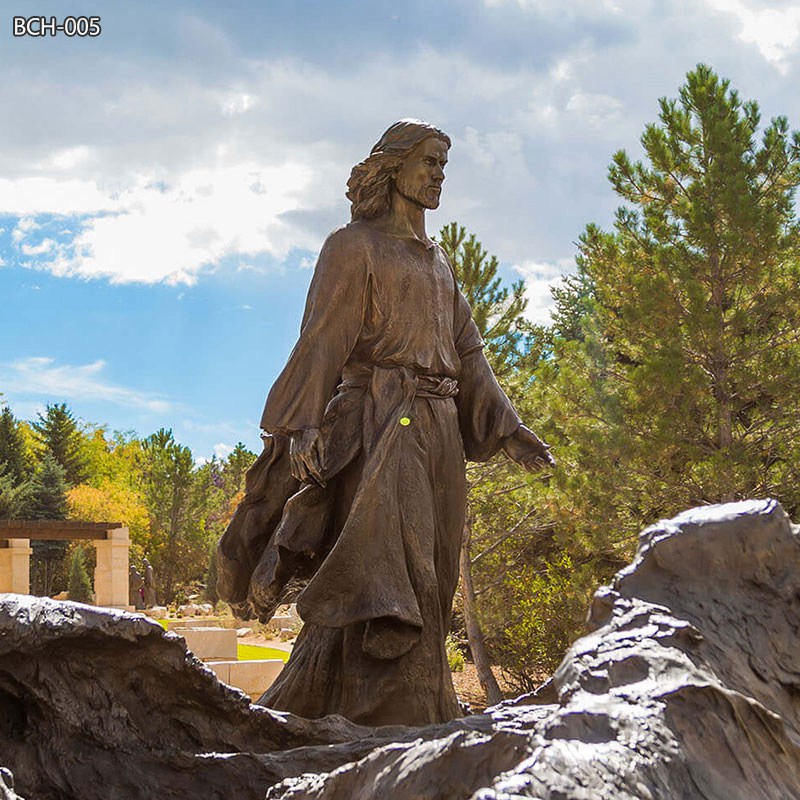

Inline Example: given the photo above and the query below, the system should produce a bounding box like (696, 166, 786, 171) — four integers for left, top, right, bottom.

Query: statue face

(394, 137, 449, 210)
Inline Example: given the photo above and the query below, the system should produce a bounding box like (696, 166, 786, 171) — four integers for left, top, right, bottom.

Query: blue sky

(2, 0, 800, 459)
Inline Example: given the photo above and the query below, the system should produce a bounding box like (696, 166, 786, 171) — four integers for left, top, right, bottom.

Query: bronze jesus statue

(217, 119, 554, 727)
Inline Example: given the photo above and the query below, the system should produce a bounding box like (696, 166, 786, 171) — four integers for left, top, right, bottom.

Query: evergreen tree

(522, 65, 800, 678)
(194, 443, 258, 583)
(549, 265, 596, 344)
(438, 222, 541, 378)
(27, 453, 68, 520)
(0, 465, 30, 518)
(139, 429, 207, 603)
(455, 66, 800, 685)
(32, 403, 89, 486)
(223, 443, 257, 497)
(26, 454, 69, 596)
(559, 64, 800, 519)
(0, 406, 30, 485)
(67, 545, 93, 604)
(438, 222, 554, 700)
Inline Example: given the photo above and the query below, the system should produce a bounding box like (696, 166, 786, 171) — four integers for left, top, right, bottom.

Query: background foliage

(0, 400, 256, 605)
(441, 65, 800, 688)
(1, 66, 798, 690)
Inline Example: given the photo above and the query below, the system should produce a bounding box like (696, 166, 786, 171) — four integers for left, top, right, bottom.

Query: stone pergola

(0, 520, 131, 610)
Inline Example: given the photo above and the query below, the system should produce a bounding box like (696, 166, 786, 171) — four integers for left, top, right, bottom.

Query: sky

(1, 0, 800, 460)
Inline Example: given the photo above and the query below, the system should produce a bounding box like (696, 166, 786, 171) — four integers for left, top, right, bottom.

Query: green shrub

(67, 545, 93, 604)
(445, 633, 465, 672)
(500, 552, 593, 692)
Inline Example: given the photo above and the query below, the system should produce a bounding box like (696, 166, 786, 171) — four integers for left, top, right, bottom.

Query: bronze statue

(142, 558, 157, 609)
(217, 119, 554, 726)
(129, 565, 144, 610)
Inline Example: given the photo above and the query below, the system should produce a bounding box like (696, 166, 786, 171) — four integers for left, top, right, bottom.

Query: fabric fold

(251, 365, 458, 658)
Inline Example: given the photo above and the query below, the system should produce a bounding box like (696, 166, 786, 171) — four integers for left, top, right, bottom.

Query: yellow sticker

(399, 416, 411, 426)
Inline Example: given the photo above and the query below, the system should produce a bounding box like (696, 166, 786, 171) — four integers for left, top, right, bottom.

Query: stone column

(94, 528, 132, 610)
(0, 539, 32, 595)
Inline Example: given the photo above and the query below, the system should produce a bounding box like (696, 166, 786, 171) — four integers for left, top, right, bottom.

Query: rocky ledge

(1, 498, 799, 799)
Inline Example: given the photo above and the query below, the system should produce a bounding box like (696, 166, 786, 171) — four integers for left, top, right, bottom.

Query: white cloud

(221, 92, 256, 116)
(565, 91, 624, 128)
(1, 179, 112, 217)
(39, 146, 95, 172)
(460, 127, 530, 177)
(6, 161, 314, 284)
(0, 4, 796, 289)
(513, 259, 574, 325)
(4, 49, 560, 281)
(482, 0, 625, 14)
(213, 442, 234, 460)
(11, 217, 39, 243)
(0, 357, 172, 413)
(195, 441, 242, 465)
(20, 238, 56, 256)
(701, 0, 800, 72)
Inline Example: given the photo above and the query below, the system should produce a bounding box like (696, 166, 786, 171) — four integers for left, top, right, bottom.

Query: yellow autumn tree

(67, 479, 150, 562)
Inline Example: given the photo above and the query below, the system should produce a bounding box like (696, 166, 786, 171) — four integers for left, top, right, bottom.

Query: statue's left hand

(289, 427, 326, 487)
(502, 425, 555, 472)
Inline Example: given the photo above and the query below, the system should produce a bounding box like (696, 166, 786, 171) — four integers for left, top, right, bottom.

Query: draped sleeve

(453, 288, 522, 461)
(260, 227, 370, 433)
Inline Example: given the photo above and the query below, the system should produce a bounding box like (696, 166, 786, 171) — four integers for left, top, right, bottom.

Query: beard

(395, 174, 442, 210)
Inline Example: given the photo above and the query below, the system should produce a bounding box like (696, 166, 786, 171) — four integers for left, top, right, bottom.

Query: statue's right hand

(289, 427, 326, 487)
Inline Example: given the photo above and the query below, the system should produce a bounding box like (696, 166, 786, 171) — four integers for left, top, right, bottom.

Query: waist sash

(340, 363, 458, 400)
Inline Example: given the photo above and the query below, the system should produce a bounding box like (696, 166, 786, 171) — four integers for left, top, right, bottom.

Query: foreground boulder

(1, 499, 799, 799)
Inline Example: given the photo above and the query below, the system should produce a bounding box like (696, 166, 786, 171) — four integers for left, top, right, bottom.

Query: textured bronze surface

(217, 120, 553, 727)
(2, 500, 800, 799)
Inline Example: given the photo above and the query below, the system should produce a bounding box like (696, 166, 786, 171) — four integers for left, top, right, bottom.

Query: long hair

(346, 119, 451, 221)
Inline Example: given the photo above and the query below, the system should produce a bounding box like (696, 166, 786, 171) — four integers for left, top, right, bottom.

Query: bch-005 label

(13, 16, 102, 37)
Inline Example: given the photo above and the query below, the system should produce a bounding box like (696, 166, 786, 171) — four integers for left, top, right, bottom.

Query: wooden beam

(2, 530, 110, 541)
(0, 520, 125, 541)
(0, 520, 124, 530)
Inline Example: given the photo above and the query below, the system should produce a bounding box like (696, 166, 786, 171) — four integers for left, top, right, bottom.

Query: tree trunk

(460, 514, 503, 707)
(710, 252, 734, 502)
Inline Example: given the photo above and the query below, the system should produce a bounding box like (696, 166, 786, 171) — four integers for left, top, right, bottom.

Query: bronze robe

(218, 221, 521, 726)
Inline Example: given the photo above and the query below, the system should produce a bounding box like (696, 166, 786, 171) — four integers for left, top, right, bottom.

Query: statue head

(347, 119, 451, 221)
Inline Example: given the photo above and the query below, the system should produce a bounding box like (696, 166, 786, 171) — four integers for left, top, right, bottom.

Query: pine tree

(0, 464, 30, 518)
(0, 406, 30, 485)
(478, 66, 800, 683)
(27, 453, 68, 520)
(223, 443, 257, 497)
(26, 454, 69, 596)
(437, 222, 554, 701)
(139, 429, 206, 603)
(67, 545, 93, 604)
(569, 64, 800, 516)
(549, 266, 596, 344)
(533, 64, 800, 641)
(438, 222, 540, 379)
(32, 403, 89, 486)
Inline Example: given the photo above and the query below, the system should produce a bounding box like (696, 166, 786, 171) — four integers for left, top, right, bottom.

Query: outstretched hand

(289, 427, 326, 486)
(502, 424, 555, 472)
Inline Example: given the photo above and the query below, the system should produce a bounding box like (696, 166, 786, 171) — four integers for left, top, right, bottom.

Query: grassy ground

(153, 618, 292, 662)
(237, 643, 290, 662)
